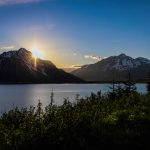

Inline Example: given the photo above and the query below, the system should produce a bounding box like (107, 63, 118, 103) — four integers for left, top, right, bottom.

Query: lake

(0, 84, 147, 112)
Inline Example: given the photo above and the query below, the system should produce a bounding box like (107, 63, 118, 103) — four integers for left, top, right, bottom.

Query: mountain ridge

(71, 53, 150, 82)
(0, 48, 83, 83)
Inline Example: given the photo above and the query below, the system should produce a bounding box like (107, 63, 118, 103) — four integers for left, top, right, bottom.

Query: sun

(31, 47, 44, 59)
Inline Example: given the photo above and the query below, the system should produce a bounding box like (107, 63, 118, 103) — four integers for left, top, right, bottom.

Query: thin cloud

(0, 45, 15, 50)
(0, 0, 40, 5)
(84, 55, 106, 61)
(73, 53, 77, 56)
(71, 65, 82, 68)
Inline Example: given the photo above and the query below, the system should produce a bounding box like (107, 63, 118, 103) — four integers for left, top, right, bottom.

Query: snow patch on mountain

(110, 54, 149, 71)
(1, 51, 17, 58)
(0, 48, 36, 71)
(112, 58, 134, 70)
(136, 57, 150, 65)
(42, 68, 48, 76)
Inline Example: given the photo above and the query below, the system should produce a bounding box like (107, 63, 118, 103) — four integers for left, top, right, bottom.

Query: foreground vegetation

(0, 83, 150, 150)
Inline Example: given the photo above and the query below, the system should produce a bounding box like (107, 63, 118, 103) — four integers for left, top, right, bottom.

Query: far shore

(0, 80, 148, 85)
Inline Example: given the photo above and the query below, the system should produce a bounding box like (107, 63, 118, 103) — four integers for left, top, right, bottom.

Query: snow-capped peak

(0, 48, 34, 71)
(118, 53, 127, 58)
(135, 57, 150, 65)
(18, 48, 30, 54)
(1, 51, 17, 58)
(109, 54, 150, 71)
(0, 48, 31, 59)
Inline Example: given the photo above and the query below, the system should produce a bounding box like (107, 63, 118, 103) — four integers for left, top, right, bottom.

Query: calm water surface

(0, 84, 147, 112)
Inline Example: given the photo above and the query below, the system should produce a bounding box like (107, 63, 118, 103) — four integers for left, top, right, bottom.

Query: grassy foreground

(0, 86, 150, 150)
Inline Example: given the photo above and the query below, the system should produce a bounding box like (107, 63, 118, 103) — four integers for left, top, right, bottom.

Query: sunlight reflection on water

(0, 84, 146, 112)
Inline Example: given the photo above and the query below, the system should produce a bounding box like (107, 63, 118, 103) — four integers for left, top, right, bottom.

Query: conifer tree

(124, 71, 136, 95)
(147, 74, 150, 94)
(36, 100, 43, 120)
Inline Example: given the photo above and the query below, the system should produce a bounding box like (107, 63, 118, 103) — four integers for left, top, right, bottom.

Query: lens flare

(32, 47, 44, 59)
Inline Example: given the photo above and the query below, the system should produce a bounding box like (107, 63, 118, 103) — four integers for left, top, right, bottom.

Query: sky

(0, 0, 150, 68)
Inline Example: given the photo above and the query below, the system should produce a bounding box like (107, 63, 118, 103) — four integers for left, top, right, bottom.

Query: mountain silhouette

(71, 53, 150, 82)
(0, 48, 83, 83)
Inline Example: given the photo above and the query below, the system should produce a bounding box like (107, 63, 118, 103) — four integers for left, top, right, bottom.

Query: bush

(0, 89, 150, 150)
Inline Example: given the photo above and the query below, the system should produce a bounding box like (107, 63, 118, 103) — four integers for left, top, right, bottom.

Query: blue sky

(0, 0, 150, 67)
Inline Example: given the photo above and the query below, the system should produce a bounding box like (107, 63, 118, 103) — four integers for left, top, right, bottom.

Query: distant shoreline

(0, 80, 148, 84)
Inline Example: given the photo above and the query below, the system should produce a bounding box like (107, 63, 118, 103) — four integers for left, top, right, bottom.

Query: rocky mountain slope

(0, 48, 83, 83)
(71, 54, 150, 82)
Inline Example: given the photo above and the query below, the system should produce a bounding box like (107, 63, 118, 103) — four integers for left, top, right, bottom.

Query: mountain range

(0, 48, 82, 83)
(71, 54, 150, 82)
(0, 49, 149, 83)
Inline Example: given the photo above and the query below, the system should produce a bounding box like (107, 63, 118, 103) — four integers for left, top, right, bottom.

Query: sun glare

(31, 47, 44, 59)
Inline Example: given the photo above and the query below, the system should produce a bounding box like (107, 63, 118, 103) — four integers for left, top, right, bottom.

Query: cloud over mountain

(84, 55, 106, 61)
